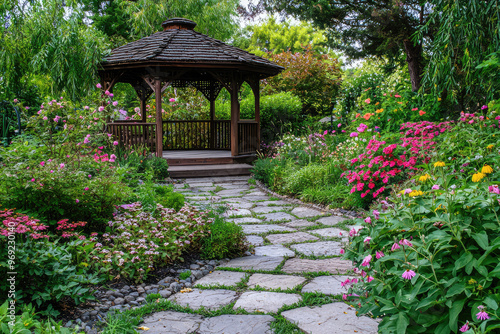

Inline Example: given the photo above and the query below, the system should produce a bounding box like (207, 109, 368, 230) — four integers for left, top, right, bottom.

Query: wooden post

(230, 77, 240, 156)
(141, 98, 147, 123)
(155, 79, 163, 157)
(253, 80, 261, 151)
(210, 98, 216, 149)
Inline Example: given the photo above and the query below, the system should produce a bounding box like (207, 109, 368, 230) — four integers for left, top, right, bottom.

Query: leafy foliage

(200, 216, 248, 260)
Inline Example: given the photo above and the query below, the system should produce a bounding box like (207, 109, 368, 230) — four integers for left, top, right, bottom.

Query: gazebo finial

(162, 18, 197, 31)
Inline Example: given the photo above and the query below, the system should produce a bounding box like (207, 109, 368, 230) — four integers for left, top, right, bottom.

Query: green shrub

(154, 185, 185, 212)
(179, 270, 191, 280)
(144, 156, 169, 181)
(0, 156, 131, 231)
(282, 163, 329, 195)
(201, 216, 247, 260)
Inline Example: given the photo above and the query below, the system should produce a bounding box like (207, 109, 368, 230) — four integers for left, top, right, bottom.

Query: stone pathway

(138, 176, 379, 334)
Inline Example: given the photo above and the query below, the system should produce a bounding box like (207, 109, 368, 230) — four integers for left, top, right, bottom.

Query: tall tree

(249, 0, 434, 92)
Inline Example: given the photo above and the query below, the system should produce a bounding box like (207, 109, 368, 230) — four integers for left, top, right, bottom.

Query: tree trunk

(403, 39, 423, 92)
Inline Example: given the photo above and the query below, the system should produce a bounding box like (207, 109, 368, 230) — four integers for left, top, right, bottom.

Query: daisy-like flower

(418, 174, 431, 182)
(409, 190, 424, 197)
(459, 321, 469, 332)
(476, 305, 490, 321)
(434, 161, 446, 167)
(487, 144, 494, 149)
(402, 269, 416, 280)
(472, 172, 486, 182)
(481, 165, 493, 174)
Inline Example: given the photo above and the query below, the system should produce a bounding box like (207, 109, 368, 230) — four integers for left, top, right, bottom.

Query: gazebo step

(167, 157, 235, 166)
(168, 163, 253, 178)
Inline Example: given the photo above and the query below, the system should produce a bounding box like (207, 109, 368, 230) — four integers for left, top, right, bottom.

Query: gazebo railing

(163, 120, 230, 150)
(107, 122, 156, 152)
(238, 120, 259, 154)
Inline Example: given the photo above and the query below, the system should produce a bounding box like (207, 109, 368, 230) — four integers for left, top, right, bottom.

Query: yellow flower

(418, 174, 431, 182)
(487, 144, 494, 149)
(437, 97, 442, 101)
(376, 108, 384, 113)
(472, 172, 486, 182)
(409, 190, 424, 197)
(481, 165, 493, 174)
(434, 161, 446, 167)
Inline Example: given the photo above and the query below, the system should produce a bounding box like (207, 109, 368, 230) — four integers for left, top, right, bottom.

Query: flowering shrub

(343, 114, 500, 333)
(0, 209, 99, 314)
(90, 203, 212, 282)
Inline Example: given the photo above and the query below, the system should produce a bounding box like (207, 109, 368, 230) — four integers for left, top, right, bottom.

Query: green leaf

(445, 284, 465, 298)
(455, 252, 473, 270)
(472, 231, 489, 250)
(396, 312, 409, 334)
(449, 298, 465, 332)
(484, 296, 499, 310)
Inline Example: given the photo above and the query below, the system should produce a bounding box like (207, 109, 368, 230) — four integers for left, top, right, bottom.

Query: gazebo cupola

(98, 18, 284, 158)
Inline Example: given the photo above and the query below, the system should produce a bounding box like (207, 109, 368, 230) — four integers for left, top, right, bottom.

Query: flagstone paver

(136, 176, 378, 333)
(317, 215, 349, 226)
(195, 271, 247, 287)
(291, 207, 326, 218)
(261, 212, 296, 222)
(137, 311, 204, 334)
(301, 275, 355, 295)
(266, 232, 318, 244)
(168, 289, 238, 310)
(198, 314, 275, 334)
(247, 273, 306, 290)
(282, 258, 353, 274)
(221, 256, 284, 271)
(245, 235, 264, 246)
(233, 291, 302, 313)
(254, 245, 295, 257)
(290, 241, 343, 256)
(281, 303, 379, 333)
(242, 224, 296, 234)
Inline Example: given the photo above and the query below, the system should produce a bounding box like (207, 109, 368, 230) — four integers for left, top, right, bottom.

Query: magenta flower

(364, 217, 372, 224)
(373, 210, 380, 220)
(391, 242, 400, 251)
(338, 123, 342, 128)
(105, 90, 111, 96)
(357, 123, 368, 133)
(96, 83, 102, 89)
(88, 174, 92, 178)
(112, 101, 118, 106)
(76, 199, 79, 203)
(350, 132, 358, 137)
(361, 254, 372, 267)
(481, 105, 488, 110)
(84, 187, 89, 191)
(364, 236, 371, 244)
(476, 305, 490, 321)
(169, 97, 176, 102)
(399, 239, 413, 247)
(459, 322, 469, 332)
(31, 178, 35, 182)
(13, 98, 18, 103)
(489, 185, 500, 195)
(40, 161, 45, 166)
(402, 269, 416, 280)
(98, 106, 105, 112)
(59, 163, 64, 169)
(404, 188, 412, 194)
(50, 170, 54, 173)
(367, 276, 374, 282)
(113, 141, 119, 146)
(432, 185, 440, 190)
(340, 248, 345, 254)
(84, 106, 89, 110)
(376, 251, 384, 259)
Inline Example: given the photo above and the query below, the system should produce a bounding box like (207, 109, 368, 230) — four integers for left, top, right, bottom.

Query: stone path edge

(253, 178, 360, 219)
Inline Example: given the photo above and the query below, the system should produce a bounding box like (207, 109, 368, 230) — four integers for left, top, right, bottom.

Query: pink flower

(376, 251, 384, 259)
(98, 106, 105, 112)
(40, 161, 45, 166)
(76, 199, 79, 203)
(395, 94, 401, 98)
(31, 178, 35, 182)
(169, 98, 176, 102)
(367, 276, 374, 282)
(96, 83, 102, 89)
(342, 294, 347, 300)
(105, 90, 111, 96)
(391, 242, 400, 251)
(84, 187, 89, 191)
(107, 133, 112, 137)
(373, 210, 380, 220)
(488, 185, 500, 195)
(84, 106, 89, 110)
(404, 188, 412, 194)
(350, 132, 358, 137)
(476, 305, 490, 321)
(43, 116, 48, 120)
(340, 249, 345, 254)
(364, 217, 372, 224)
(13, 98, 18, 103)
(112, 101, 118, 106)
(361, 254, 372, 267)
(113, 141, 119, 146)
(459, 322, 469, 332)
(357, 123, 368, 133)
(399, 239, 413, 247)
(402, 269, 416, 280)
(338, 123, 342, 128)
(88, 174, 92, 178)
(364, 236, 371, 244)
(50, 170, 54, 173)
(365, 98, 371, 104)
(432, 185, 440, 190)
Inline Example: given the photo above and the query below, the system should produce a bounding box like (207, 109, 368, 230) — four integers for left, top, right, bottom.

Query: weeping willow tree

(0, 0, 240, 104)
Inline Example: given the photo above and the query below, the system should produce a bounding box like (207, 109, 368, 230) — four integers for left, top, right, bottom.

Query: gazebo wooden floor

(164, 150, 255, 178)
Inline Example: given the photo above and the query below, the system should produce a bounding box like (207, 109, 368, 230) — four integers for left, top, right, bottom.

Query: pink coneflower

(391, 242, 400, 251)
(402, 269, 416, 280)
(361, 254, 372, 267)
(476, 305, 490, 320)
(459, 321, 469, 332)
(376, 251, 385, 259)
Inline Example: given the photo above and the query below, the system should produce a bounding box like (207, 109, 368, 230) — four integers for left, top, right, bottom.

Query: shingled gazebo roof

(101, 18, 283, 78)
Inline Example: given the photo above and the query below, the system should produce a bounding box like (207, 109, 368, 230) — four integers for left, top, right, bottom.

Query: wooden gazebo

(98, 18, 284, 168)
